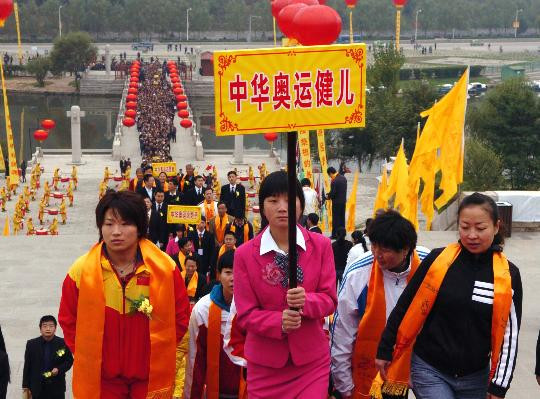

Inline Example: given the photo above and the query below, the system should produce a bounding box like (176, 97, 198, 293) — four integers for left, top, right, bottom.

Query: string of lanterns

(168, 60, 193, 129)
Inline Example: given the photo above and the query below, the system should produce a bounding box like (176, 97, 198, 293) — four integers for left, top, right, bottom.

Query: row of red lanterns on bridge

(122, 60, 141, 128)
(168, 60, 193, 129)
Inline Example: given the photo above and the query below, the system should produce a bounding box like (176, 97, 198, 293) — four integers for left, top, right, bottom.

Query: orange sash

(352, 252, 421, 398)
(214, 215, 227, 244)
(218, 244, 236, 261)
(73, 239, 177, 398)
(371, 243, 512, 398)
(230, 223, 250, 243)
(204, 201, 215, 220)
(207, 302, 221, 399)
(185, 272, 198, 298)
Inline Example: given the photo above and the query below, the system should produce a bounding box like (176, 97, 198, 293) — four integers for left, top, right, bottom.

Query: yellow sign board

(153, 162, 177, 177)
(167, 205, 202, 224)
(214, 43, 366, 136)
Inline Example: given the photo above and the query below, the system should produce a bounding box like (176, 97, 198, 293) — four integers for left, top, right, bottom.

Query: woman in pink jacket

(234, 171, 337, 398)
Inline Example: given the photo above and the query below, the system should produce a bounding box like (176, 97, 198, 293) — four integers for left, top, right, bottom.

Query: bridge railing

(112, 78, 130, 160)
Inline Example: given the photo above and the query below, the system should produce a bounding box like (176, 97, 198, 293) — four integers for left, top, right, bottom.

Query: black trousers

(331, 202, 346, 238)
(36, 383, 65, 399)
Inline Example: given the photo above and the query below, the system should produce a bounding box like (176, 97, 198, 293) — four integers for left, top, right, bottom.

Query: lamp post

(58, 5, 63, 37)
(415, 9, 422, 44)
(514, 8, 523, 38)
(186, 8, 192, 41)
(248, 15, 261, 42)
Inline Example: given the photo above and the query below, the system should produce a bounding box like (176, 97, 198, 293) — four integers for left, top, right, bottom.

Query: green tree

(367, 44, 404, 95)
(462, 136, 506, 191)
(49, 32, 97, 89)
(26, 56, 51, 87)
(468, 78, 540, 189)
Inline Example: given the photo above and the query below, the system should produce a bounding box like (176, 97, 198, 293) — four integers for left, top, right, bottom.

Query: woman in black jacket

(375, 193, 522, 399)
(332, 227, 353, 283)
(0, 325, 9, 399)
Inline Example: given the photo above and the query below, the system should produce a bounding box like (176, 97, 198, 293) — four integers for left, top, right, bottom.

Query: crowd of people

(136, 62, 177, 162)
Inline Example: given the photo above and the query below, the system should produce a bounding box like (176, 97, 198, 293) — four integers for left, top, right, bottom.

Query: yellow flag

(345, 170, 359, 232)
(385, 141, 410, 215)
(0, 57, 19, 187)
(413, 68, 468, 210)
(373, 164, 388, 216)
(14, 3, 23, 65)
(316, 130, 330, 193)
(2, 213, 9, 236)
(298, 130, 313, 181)
(420, 166, 436, 230)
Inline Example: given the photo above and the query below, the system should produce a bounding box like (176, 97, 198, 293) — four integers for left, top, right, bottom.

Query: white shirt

(302, 187, 318, 215)
(230, 184, 236, 193)
(145, 186, 153, 198)
(260, 226, 306, 256)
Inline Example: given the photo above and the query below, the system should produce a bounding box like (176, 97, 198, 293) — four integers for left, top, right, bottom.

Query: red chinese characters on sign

(171, 210, 199, 219)
(228, 68, 356, 113)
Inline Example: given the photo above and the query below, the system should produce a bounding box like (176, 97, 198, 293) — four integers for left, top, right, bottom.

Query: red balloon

(180, 119, 193, 128)
(123, 117, 135, 127)
(277, 3, 307, 39)
(41, 119, 55, 130)
(176, 95, 187, 102)
(344, 0, 358, 7)
(0, 0, 14, 24)
(392, 0, 407, 6)
(272, 0, 293, 18)
(126, 101, 137, 110)
(264, 132, 278, 142)
(128, 87, 138, 95)
(178, 109, 190, 118)
(125, 109, 136, 118)
(126, 93, 137, 101)
(33, 129, 48, 142)
(295, 5, 342, 46)
(177, 102, 188, 110)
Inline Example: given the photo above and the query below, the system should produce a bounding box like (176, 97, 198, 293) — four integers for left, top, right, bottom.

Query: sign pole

(287, 131, 298, 289)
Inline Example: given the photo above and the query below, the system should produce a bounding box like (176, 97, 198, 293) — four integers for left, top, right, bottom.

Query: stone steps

(80, 79, 125, 95)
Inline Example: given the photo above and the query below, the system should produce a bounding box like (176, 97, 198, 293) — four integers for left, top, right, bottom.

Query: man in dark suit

(326, 166, 347, 239)
(165, 179, 183, 205)
(136, 174, 157, 202)
(219, 171, 246, 218)
(179, 163, 196, 193)
(187, 216, 216, 278)
(148, 190, 169, 249)
(183, 175, 205, 206)
(22, 315, 73, 399)
(306, 213, 323, 234)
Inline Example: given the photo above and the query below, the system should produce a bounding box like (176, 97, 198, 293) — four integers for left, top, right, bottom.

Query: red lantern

(130, 77, 139, 83)
(296, 0, 319, 5)
(176, 95, 187, 102)
(178, 109, 190, 118)
(126, 101, 137, 110)
(177, 102, 188, 110)
(41, 119, 56, 130)
(125, 109, 136, 118)
(264, 132, 278, 142)
(123, 117, 135, 127)
(271, 0, 293, 18)
(128, 87, 138, 95)
(126, 93, 137, 101)
(171, 77, 179, 84)
(130, 72, 138, 77)
(344, 0, 358, 7)
(169, 67, 178, 73)
(180, 119, 193, 128)
(129, 82, 138, 89)
(0, 0, 14, 27)
(173, 87, 184, 95)
(170, 72, 178, 78)
(33, 129, 49, 142)
(392, 0, 407, 7)
(277, 3, 307, 39)
(295, 5, 342, 46)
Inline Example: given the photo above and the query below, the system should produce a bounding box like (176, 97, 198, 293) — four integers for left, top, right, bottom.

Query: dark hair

(204, 187, 213, 193)
(218, 249, 235, 272)
(458, 192, 504, 246)
(178, 237, 190, 249)
(224, 228, 236, 238)
(301, 178, 311, 187)
(39, 315, 57, 328)
(155, 189, 165, 195)
(174, 224, 186, 233)
(351, 230, 368, 252)
(227, 170, 237, 177)
(335, 226, 347, 242)
(184, 255, 199, 267)
(143, 165, 153, 173)
(327, 166, 336, 175)
(158, 171, 167, 178)
(200, 215, 207, 222)
(143, 174, 154, 182)
(367, 209, 417, 254)
(364, 218, 373, 234)
(217, 201, 227, 208)
(307, 213, 319, 226)
(258, 171, 305, 229)
(96, 191, 148, 241)
(168, 178, 177, 186)
(194, 175, 203, 180)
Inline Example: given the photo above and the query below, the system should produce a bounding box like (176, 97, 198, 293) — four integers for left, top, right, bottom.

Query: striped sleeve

(489, 264, 522, 398)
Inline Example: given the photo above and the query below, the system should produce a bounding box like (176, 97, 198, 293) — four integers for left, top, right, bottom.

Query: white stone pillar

(105, 44, 111, 76)
(233, 135, 244, 164)
(66, 106, 86, 165)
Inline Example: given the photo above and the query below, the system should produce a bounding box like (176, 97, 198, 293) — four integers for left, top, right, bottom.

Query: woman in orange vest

(376, 193, 522, 399)
(58, 190, 190, 398)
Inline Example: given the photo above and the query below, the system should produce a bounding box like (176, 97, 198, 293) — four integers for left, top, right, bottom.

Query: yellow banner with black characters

(214, 43, 366, 136)
(298, 130, 313, 181)
(167, 205, 201, 225)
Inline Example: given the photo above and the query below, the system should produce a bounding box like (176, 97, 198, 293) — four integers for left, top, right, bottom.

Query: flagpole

(287, 131, 298, 291)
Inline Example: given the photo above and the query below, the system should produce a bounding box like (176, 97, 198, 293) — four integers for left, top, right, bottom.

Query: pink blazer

(234, 225, 337, 368)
